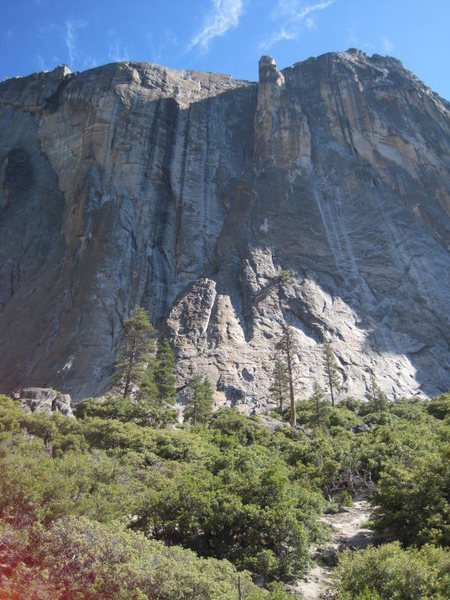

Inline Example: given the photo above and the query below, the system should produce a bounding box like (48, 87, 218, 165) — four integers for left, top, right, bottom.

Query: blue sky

(1, 0, 449, 99)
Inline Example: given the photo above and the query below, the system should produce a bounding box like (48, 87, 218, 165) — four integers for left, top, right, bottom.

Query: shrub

(334, 542, 450, 599)
(2, 516, 282, 600)
(427, 393, 450, 421)
(372, 448, 450, 546)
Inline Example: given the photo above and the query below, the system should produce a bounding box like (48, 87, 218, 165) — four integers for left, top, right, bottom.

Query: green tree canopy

(364, 377, 389, 415)
(185, 376, 214, 426)
(334, 542, 449, 599)
(310, 380, 327, 428)
(278, 324, 298, 427)
(114, 307, 156, 398)
(270, 360, 289, 411)
(154, 339, 177, 406)
(323, 340, 341, 407)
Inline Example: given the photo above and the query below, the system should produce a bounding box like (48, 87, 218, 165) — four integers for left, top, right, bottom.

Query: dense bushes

(0, 435, 149, 528)
(0, 517, 279, 600)
(0, 397, 321, 593)
(372, 447, 449, 546)
(136, 443, 322, 578)
(334, 542, 450, 599)
(0, 390, 448, 598)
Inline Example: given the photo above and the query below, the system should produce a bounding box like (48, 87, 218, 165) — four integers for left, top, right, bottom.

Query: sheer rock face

(0, 50, 449, 406)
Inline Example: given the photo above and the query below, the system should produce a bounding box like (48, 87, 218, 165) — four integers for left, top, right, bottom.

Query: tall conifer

(115, 307, 156, 398)
(323, 340, 341, 407)
(154, 339, 177, 405)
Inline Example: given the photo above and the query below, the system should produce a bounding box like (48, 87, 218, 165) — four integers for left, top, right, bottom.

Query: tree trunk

(123, 335, 137, 398)
(287, 353, 296, 427)
(328, 367, 335, 408)
(283, 325, 297, 427)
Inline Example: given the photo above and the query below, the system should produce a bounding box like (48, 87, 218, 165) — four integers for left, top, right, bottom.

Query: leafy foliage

(309, 380, 328, 428)
(75, 391, 176, 428)
(114, 307, 156, 397)
(364, 377, 389, 416)
(372, 446, 450, 546)
(0, 387, 449, 597)
(0, 517, 285, 600)
(269, 360, 289, 411)
(427, 392, 450, 421)
(136, 442, 321, 578)
(322, 340, 341, 407)
(277, 325, 298, 427)
(0, 434, 148, 528)
(278, 269, 291, 285)
(185, 376, 214, 425)
(154, 339, 177, 406)
(0, 396, 323, 586)
(334, 542, 450, 599)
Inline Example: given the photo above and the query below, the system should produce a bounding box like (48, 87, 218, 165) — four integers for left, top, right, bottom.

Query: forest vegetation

(0, 309, 448, 599)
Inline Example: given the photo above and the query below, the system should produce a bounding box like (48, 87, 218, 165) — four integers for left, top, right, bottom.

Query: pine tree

(279, 269, 291, 285)
(185, 376, 214, 425)
(115, 307, 156, 398)
(269, 360, 289, 411)
(366, 377, 388, 415)
(135, 360, 159, 424)
(138, 362, 158, 403)
(323, 340, 341, 408)
(154, 339, 177, 406)
(310, 380, 326, 428)
(279, 324, 298, 427)
(134, 339, 178, 427)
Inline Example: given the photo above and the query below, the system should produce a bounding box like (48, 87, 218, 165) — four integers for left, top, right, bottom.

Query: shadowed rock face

(0, 50, 449, 406)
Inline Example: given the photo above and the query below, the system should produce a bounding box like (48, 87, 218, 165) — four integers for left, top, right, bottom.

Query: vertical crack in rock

(0, 52, 448, 404)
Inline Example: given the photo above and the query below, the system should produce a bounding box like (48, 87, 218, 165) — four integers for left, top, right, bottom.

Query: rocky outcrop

(0, 50, 449, 406)
(13, 387, 73, 416)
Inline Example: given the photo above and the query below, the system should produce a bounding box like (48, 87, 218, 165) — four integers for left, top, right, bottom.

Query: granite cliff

(0, 50, 449, 407)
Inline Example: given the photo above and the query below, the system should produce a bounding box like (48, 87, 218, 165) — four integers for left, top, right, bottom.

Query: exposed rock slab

(13, 387, 73, 417)
(0, 51, 449, 404)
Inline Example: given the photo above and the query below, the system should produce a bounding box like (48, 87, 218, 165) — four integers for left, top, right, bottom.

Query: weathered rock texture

(13, 387, 73, 417)
(0, 50, 449, 407)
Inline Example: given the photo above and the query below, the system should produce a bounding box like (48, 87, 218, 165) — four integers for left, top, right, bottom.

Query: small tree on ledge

(279, 269, 291, 285)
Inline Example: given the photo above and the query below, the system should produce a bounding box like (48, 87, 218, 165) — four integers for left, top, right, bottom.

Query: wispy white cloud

(272, 0, 333, 20)
(296, 0, 334, 20)
(345, 25, 358, 47)
(36, 54, 47, 71)
(382, 37, 394, 53)
(188, 0, 244, 52)
(261, 0, 334, 51)
(146, 30, 179, 65)
(65, 20, 76, 64)
(345, 26, 374, 51)
(65, 19, 86, 65)
(108, 39, 130, 62)
(258, 28, 297, 52)
(82, 55, 100, 70)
